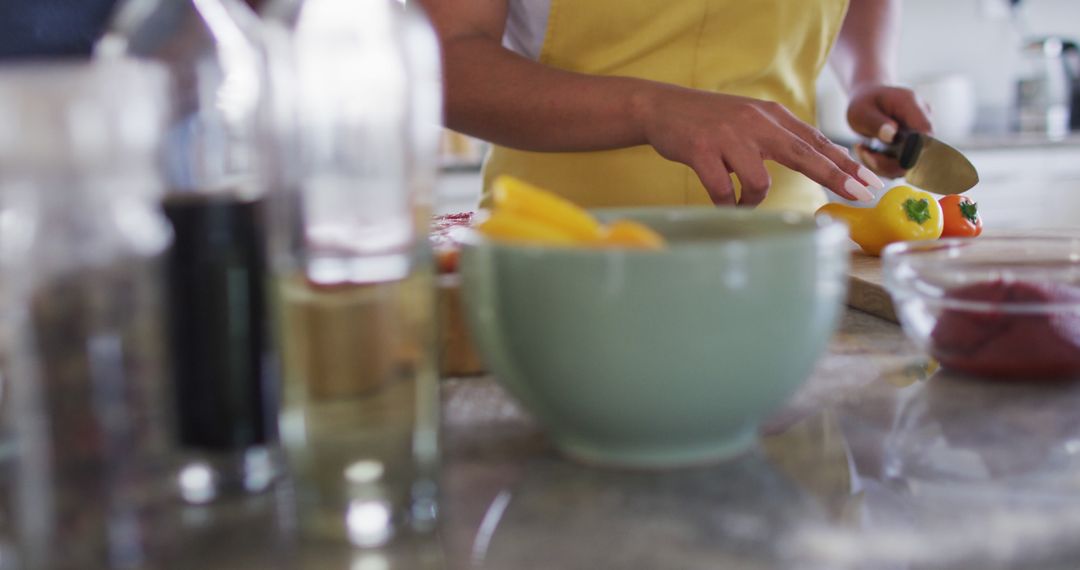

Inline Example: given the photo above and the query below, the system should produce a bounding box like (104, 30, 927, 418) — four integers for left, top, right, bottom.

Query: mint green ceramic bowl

(459, 207, 849, 468)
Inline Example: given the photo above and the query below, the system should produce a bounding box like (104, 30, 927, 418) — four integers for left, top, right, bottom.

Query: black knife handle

(865, 129, 922, 170)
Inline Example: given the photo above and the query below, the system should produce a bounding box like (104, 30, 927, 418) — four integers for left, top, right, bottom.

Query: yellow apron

(482, 0, 849, 213)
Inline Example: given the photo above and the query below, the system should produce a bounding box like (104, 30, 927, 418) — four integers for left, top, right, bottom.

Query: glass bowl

(882, 236, 1080, 380)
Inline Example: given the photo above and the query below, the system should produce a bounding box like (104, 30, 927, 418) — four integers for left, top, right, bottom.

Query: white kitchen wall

(897, 0, 1080, 115)
(819, 0, 1080, 138)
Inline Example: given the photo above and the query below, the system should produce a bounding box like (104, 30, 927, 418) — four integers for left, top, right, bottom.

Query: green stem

(903, 198, 932, 225)
(959, 200, 979, 224)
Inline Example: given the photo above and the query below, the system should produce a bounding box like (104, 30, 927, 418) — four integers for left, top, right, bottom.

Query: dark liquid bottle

(98, 0, 283, 502)
(162, 193, 275, 452)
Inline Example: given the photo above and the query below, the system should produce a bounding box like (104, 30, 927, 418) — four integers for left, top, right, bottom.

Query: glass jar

(0, 61, 174, 570)
(262, 0, 442, 546)
(1015, 37, 1073, 138)
(97, 0, 283, 502)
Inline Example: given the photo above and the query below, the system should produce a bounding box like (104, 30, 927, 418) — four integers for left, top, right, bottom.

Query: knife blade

(866, 129, 979, 194)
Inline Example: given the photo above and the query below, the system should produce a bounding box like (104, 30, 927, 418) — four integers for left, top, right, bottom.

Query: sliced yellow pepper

(492, 175, 605, 242)
(478, 175, 667, 250)
(597, 220, 666, 250)
(475, 210, 579, 246)
(816, 185, 943, 256)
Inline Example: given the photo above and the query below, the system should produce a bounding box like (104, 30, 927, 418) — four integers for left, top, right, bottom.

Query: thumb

(878, 91, 934, 136)
(847, 101, 899, 143)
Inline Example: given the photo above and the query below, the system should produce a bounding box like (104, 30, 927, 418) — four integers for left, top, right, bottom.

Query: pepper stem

(903, 198, 932, 225)
(959, 200, 979, 224)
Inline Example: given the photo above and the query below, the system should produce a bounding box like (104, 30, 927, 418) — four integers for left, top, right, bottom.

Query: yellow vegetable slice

(598, 219, 666, 250)
(476, 210, 578, 246)
(492, 175, 604, 241)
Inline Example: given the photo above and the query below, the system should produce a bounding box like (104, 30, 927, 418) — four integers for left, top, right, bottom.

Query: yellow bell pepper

(816, 185, 944, 256)
(491, 175, 605, 242)
(597, 219, 666, 250)
(478, 175, 668, 250)
(475, 210, 579, 246)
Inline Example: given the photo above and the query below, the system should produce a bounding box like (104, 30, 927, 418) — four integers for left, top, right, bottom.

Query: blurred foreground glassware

(400, 0, 443, 535)
(97, 0, 283, 502)
(0, 61, 174, 570)
(261, 0, 442, 546)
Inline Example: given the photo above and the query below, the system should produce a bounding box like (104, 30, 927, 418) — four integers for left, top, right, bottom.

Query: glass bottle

(96, 0, 283, 502)
(0, 61, 174, 570)
(261, 0, 442, 546)
(399, 0, 444, 534)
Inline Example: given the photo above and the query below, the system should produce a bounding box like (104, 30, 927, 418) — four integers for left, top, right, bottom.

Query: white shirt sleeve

(502, 0, 551, 61)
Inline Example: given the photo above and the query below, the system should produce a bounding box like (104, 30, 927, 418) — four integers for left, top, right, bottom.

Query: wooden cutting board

(846, 250, 897, 323)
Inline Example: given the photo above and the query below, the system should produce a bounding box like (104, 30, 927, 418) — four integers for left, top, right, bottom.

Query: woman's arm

(419, 0, 879, 205)
(831, 0, 902, 97)
(420, 0, 650, 152)
(831, 0, 933, 177)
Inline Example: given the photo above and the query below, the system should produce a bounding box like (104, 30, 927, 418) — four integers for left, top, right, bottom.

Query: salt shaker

(0, 61, 174, 570)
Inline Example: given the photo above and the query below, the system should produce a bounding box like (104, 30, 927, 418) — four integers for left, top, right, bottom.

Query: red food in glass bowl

(930, 280, 1080, 379)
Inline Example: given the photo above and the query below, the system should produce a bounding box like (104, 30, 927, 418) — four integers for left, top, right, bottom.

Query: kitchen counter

(440, 308, 1080, 570)
(168, 307, 1080, 569)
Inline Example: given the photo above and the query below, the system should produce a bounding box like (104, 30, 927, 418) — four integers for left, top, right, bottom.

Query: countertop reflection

(84, 308, 1080, 568)
(441, 309, 1080, 570)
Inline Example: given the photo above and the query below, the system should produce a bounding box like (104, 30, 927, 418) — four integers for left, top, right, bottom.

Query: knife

(866, 129, 979, 194)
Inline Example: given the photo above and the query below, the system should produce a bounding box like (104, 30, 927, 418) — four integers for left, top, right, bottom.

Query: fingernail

(857, 165, 885, 190)
(844, 178, 875, 202)
(878, 123, 897, 143)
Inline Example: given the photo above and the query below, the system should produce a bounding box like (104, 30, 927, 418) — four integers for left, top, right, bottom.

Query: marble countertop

(438, 309, 1080, 570)
(171, 308, 1080, 569)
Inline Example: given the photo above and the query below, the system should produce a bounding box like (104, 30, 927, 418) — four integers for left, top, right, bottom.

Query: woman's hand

(635, 84, 882, 207)
(846, 84, 934, 179)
